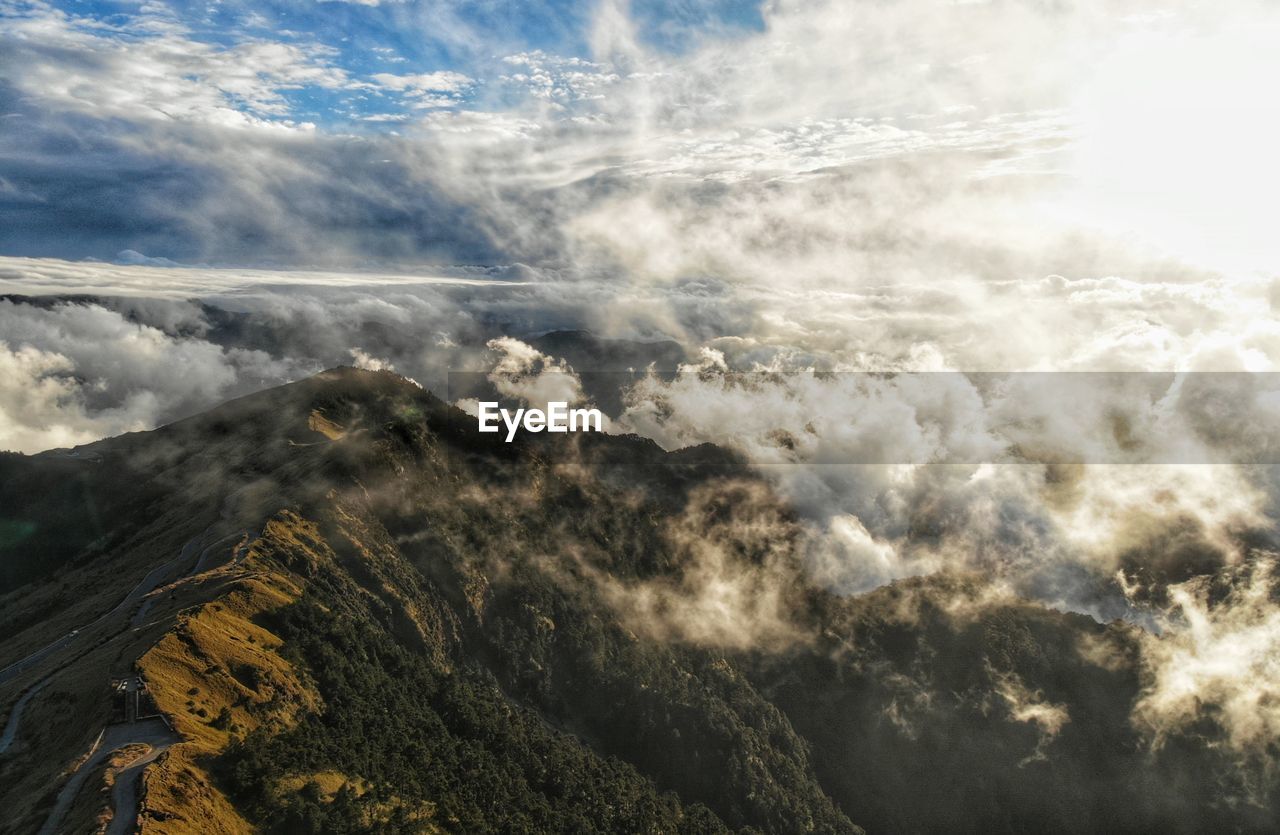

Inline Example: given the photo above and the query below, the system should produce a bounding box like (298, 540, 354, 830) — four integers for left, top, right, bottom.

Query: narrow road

(0, 679, 47, 754)
(191, 529, 249, 579)
(130, 527, 230, 628)
(36, 719, 179, 835)
(4, 524, 255, 831)
(105, 736, 174, 835)
(0, 529, 211, 687)
(0, 528, 219, 761)
(0, 632, 81, 689)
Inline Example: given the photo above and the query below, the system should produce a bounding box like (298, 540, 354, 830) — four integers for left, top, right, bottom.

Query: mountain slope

(1, 368, 1276, 833)
(0, 369, 851, 834)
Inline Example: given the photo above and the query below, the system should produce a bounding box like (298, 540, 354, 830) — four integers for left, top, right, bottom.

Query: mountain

(0, 369, 1274, 834)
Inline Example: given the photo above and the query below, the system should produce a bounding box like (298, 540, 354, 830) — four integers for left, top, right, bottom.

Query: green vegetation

(224, 596, 729, 834)
(6, 368, 1276, 835)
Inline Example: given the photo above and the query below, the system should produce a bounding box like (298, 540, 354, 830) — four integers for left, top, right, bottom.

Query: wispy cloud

(5, 0, 1280, 786)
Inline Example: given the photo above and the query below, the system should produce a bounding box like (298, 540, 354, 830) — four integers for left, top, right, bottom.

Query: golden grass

(269, 770, 443, 833)
(307, 409, 346, 440)
(275, 770, 361, 799)
(69, 509, 455, 833)
(134, 516, 324, 834)
(60, 742, 149, 835)
(136, 745, 253, 835)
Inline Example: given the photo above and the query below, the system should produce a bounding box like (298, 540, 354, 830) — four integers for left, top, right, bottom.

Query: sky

(4, 0, 1280, 780)
(3, 0, 1276, 270)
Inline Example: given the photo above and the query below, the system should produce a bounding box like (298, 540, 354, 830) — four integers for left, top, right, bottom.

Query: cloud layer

(4, 0, 1280, 798)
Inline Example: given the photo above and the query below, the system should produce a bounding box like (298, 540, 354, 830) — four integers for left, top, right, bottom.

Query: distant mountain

(0, 369, 1274, 833)
(528, 329, 686, 371)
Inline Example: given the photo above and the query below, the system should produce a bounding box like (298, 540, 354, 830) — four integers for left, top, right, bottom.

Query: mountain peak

(1, 373, 1273, 833)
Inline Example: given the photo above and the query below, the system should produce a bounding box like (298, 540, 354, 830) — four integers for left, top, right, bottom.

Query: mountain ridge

(1, 368, 1275, 833)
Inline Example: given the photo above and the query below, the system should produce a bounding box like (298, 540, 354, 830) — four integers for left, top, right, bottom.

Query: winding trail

(0, 528, 221, 762)
(130, 527, 223, 628)
(3, 524, 257, 832)
(0, 679, 47, 754)
(36, 719, 179, 835)
(0, 530, 211, 688)
(191, 529, 250, 577)
(104, 731, 178, 835)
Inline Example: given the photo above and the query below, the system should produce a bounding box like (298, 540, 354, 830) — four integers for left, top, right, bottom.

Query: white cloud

(348, 347, 395, 372)
(367, 71, 473, 109)
(0, 3, 351, 127)
(500, 51, 621, 106)
(992, 665, 1072, 764)
(591, 480, 807, 651)
(1134, 559, 1280, 767)
(0, 342, 103, 453)
(0, 299, 297, 452)
(485, 336, 589, 411)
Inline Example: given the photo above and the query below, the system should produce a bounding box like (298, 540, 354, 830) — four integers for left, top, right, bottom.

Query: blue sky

(16, 0, 765, 129)
(0, 0, 792, 265)
(1, 0, 1271, 272)
(3, 1, 1280, 774)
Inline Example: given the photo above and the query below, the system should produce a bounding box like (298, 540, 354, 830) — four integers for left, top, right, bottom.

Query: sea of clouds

(4, 0, 1280, 789)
